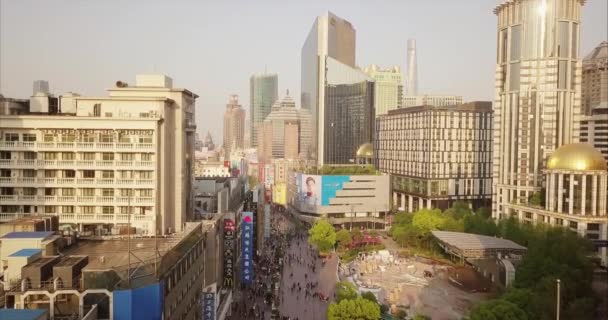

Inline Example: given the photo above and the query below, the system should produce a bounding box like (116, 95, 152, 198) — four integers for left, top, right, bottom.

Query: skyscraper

(250, 73, 278, 147)
(32, 80, 49, 95)
(223, 94, 245, 156)
(581, 41, 608, 115)
(406, 39, 418, 95)
(492, 0, 585, 219)
(301, 12, 374, 165)
(364, 65, 403, 116)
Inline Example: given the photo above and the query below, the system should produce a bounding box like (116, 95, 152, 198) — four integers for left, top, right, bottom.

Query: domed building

(356, 143, 373, 165)
(509, 143, 607, 266)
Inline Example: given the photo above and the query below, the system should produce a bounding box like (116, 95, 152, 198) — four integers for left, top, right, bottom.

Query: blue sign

(321, 175, 350, 205)
(202, 292, 215, 320)
(241, 212, 254, 286)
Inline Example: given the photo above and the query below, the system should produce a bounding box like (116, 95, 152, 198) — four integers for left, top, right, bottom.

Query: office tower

(250, 73, 278, 147)
(364, 65, 403, 116)
(223, 94, 245, 156)
(582, 41, 608, 115)
(203, 131, 216, 151)
(492, 0, 585, 219)
(406, 39, 418, 95)
(402, 95, 463, 108)
(376, 102, 493, 211)
(301, 12, 374, 165)
(32, 80, 49, 95)
(0, 74, 197, 235)
(258, 92, 312, 161)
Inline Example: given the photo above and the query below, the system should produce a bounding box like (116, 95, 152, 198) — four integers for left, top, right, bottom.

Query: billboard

(223, 219, 235, 288)
(296, 174, 350, 210)
(201, 283, 217, 320)
(241, 212, 254, 286)
(272, 183, 287, 206)
(320, 175, 350, 205)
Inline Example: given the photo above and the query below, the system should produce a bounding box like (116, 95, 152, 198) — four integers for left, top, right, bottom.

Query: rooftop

(547, 143, 607, 171)
(1, 231, 54, 240)
(386, 101, 492, 116)
(0, 309, 48, 320)
(8, 249, 42, 258)
(432, 231, 527, 259)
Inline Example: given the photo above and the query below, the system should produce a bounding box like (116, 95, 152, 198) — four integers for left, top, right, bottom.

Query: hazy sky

(1, 0, 606, 144)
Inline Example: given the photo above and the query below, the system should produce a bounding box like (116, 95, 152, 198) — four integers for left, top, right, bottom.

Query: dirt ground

(447, 267, 494, 293)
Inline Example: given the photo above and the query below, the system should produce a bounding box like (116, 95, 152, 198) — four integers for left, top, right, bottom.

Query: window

(102, 206, 114, 214)
(100, 134, 113, 143)
(22, 134, 36, 142)
(82, 206, 95, 214)
(62, 153, 75, 160)
(44, 206, 57, 214)
(141, 154, 152, 161)
(102, 171, 114, 179)
(62, 188, 75, 196)
(4, 133, 19, 141)
(140, 189, 152, 197)
(23, 188, 37, 196)
(83, 170, 95, 178)
(62, 134, 75, 142)
(105, 112, 113, 117)
(102, 189, 114, 197)
(64, 170, 75, 178)
(44, 170, 57, 178)
(43, 134, 55, 142)
(119, 135, 131, 143)
(82, 134, 95, 143)
(43, 152, 57, 160)
(62, 206, 74, 214)
(81, 189, 95, 196)
(45, 188, 56, 196)
(119, 171, 132, 179)
(120, 207, 131, 214)
(138, 136, 153, 144)
(0, 151, 10, 160)
(24, 152, 37, 160)
(23, 170, 36, 178)
(121, 153, 134, 161)
(139, 171, 152, 179)
(120, 189, 134, 196)
(102, 153, 114, 161)
(93, 103, 101, 117)
(82, 153, 95, 160)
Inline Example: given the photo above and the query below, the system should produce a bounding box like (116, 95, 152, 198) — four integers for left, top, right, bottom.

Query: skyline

(1, 0, 607, 144)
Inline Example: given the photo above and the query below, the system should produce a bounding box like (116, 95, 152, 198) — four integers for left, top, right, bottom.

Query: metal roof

(8, 249, 42, 257)
(432, 231, 526, 252)
(1, 231, 54, 240)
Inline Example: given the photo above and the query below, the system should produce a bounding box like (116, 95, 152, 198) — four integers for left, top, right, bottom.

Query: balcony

(0, 141, 155, 152)
(0, 159, 154, 169)
(0, 177, 155, 187)
(0, 195, 155, 205)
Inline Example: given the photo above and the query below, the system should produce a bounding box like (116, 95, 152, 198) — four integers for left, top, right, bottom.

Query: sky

(1, 0, 606, 144)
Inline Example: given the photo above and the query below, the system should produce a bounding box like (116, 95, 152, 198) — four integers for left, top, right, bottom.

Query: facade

(502, 143, 608, 266)
(580, 109, 608, 163)
(0, 74, 197, 235)
(402, 95, 463, 108)
(250, 73, 278, 148)
(258, 92, 312, 161)
(363, 65, 403, 116)
(0, 96, 29, 115)
(287, 170, 390, 229)
(406, 39, 418, 95)
(492, 0, 585, 219)
(581, 41, 608, 115)
(301, 11, 374, 165)
(376, 102, 493, 211)
(222, 95, 245, 156)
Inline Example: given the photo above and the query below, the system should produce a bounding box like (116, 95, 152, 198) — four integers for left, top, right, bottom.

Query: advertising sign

(272, 183, 287, 206)
(321, 175, 350, 205)
(222, 219, 235, 288)
(241, 212, 254, 286)
(202, 292, 215, 320)
(297, 174, 322, 212)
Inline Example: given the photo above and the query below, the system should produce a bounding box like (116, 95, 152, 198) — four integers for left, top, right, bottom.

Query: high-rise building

(0, 74, 197, 235)
(406, 39, 418, 95)
(223, 94, 245, 156)
(402, 95, 463, 108)
(582, 41, 608, 115)
(376, 102, 493, 211)
(250, 73, 278, 147)
(258, 91, 312, 161)
(492, 0, 585, 219)
(32, 80, 49, 95)
(203, 130, 216, 151)
(364, 65, 403, 116)
(301, 12, 374, 165)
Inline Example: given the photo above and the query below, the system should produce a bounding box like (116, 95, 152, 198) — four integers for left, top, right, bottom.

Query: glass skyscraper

(301, 12, 374, 165)
(250, 73, 278, 147)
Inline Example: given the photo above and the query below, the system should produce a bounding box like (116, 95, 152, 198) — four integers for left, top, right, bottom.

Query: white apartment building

(0, 74, 197, 235)
(402, 95, 463, 108)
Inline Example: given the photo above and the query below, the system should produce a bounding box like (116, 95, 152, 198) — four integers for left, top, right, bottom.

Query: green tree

(468, 300, 528, 320)
(476, 207, 492, 219)
(335, 229, 352, 249)
(327, 297, 381, 320)
(412, 315, 431, 320)
(308, 220, 336, 253)
(360, 291, 378, 304)
(411, 209, 445, 235)
(351, 229, 364, 242)
(335, 281, 358, 302)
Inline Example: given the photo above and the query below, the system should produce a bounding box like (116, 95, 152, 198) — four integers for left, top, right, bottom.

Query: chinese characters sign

(241, 212, 254, 286)
(223, 219, 235, 288)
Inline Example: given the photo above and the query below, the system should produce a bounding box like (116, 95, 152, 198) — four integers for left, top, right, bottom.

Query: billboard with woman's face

(297, 174, 321, 212)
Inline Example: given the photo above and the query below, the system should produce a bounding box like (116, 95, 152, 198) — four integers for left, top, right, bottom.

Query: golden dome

(356, 143, 374, 158)
(547, 143, 607, 171)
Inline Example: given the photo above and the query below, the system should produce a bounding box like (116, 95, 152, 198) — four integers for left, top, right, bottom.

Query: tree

(351, 229, 364, 242)
(335, 229, 352, 249)
(411, 209, 445, 235)
(327, 297, 381, 320)
(360, 291, 378, 304)
(476, 207, 492, 219)
(412, 315, 431, 320)
(335, 281, 358, 302)
(468, 300, 528, 320)
(308, 220, 336, 253)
